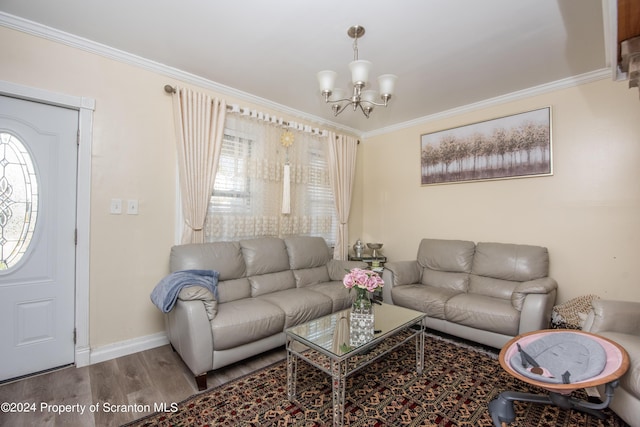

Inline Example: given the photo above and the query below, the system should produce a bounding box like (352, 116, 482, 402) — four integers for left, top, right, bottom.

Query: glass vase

(350, 288, 374, 347)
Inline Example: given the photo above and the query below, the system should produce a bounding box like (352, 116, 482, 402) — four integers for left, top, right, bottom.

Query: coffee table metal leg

(415, 323, 425, 374)
(286, 342, 298, 400)
(331, 358, 347, 427)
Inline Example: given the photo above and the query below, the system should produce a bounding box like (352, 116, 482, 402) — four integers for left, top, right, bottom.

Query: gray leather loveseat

(382, 239, 558, 349)
(165, 236, 365, 390)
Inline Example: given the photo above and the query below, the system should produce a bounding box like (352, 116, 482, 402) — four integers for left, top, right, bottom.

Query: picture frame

(420, 107, 552, 185)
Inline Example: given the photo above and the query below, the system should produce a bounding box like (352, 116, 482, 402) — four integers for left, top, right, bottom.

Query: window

(210, 130, 252, 215)
(204, 115, 336, 246)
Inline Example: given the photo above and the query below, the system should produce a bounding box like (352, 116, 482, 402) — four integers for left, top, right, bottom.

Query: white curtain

(172, 87, 226, 243)
(205, 114, 335, 244)
(328, 133, 358, 260)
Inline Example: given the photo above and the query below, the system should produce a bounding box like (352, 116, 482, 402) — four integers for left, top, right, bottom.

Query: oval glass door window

(0, 132, 38, 270)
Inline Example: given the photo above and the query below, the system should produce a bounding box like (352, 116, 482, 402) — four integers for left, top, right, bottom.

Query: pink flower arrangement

(343, 268, 384, 293)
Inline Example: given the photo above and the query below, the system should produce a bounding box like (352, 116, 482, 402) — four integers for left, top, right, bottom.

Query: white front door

(0, 95, 78, 381)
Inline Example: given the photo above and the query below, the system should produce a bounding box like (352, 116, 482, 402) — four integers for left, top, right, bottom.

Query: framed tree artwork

(420, 107, 552, 185)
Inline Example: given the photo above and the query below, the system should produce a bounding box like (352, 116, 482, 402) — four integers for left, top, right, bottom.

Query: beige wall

(360, 78, 640, 303)
(0, 27, 348, 349)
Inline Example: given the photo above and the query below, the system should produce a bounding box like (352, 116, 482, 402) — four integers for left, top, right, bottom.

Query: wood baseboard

(88, 332, 169, 365)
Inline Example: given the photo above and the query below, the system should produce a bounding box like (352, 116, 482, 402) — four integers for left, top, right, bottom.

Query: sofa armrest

(165, 299, 214, 377)
(583, 300, 640, 336)
(511, 277, 558, 311)
(384, 261, 421, 286)
(178, 286, 217, 320)
(326, 259, 368, 281)
(382, 261, 421, 304)
(518, 290, 557, 333)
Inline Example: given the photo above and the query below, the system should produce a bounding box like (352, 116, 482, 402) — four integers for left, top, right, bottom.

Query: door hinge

(73, 328, 77, 344)
(74, 229, 78, 245)
(77, 129, 80, 146)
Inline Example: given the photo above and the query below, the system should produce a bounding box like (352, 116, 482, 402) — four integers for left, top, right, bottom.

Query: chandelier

(317, 25, 397, 119)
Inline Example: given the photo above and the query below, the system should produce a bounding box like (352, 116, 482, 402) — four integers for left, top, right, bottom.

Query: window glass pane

(0, 132, 38, 270)
(210, 131, 252, 214)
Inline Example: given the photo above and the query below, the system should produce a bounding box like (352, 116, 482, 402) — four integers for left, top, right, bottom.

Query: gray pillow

(509, 332, 606, 384)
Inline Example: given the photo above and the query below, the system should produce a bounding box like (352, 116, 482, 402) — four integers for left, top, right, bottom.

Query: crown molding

(0, 11, 360, 136)
(361, 68, 612, 140)
(1, 12, 613, 140)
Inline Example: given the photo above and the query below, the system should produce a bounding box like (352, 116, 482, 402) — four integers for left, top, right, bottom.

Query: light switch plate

(110, 199, 122, 214)
(127, 199, 139, 215)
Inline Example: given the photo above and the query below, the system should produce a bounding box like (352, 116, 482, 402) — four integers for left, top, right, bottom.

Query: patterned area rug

(124, 334, 627, 426)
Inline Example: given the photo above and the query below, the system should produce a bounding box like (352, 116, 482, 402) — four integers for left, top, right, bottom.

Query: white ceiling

(0, 0, 609, 135)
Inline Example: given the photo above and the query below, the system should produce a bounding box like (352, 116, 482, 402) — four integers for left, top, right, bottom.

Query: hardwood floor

(0, 344, 286, 427)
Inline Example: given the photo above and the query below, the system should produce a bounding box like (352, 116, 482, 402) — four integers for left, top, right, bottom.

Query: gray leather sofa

(583, 300, 640, 427)
(165, 236, 366, 390)
(382, 239, 557, 349)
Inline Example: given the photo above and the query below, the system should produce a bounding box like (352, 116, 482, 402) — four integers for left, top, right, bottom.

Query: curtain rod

(163, 84, 359, 143)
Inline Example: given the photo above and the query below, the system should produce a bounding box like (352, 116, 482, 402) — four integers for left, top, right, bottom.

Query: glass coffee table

(285, 303, 426, 427)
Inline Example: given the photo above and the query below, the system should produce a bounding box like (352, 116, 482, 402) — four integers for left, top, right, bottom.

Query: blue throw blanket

(150, 269, 219, 313)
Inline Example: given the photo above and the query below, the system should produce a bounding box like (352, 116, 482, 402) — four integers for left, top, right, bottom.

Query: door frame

(0, 79, 94, 367)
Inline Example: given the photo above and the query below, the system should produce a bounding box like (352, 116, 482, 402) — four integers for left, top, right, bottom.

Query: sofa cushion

(469, 275, 517, 300)
(307, 281, 354, 311)
(417, 239, 475, 273)
(257, 288, 333, 328)
(293, 266, 331, 287)
(170, 241, 245, 280)
(241, 237, 290, 276)
(249, 270, 296, 297)
(421, 268, 469, 292)
(472, 242, 549, 281)
(391, 284, 460, 320)
(445, 293, 520, 336)
(284, 236, 331, 269)
(211, 299, 285, 350)
(217, 277, 251, 303)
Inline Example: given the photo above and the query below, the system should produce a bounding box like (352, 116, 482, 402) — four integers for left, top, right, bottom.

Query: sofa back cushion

(417, 239, 475, 273)
(293, 266, 331, 287)
(217, 278, 252, 303)
(170, 241, 246, 280)
(284, 236, 332, 269)
(240, 237, 290, 276)
(468, 275, 518, 300)
(421, 269, 469, 292)
(471, 242, 549, 281)
(249, 270, 296, 297)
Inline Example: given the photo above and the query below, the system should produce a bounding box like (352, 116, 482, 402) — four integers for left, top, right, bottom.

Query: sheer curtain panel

(172, 87, 227, 243)
(328, 133, 358, 260)
(206, 114, 336, 245)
